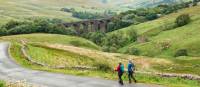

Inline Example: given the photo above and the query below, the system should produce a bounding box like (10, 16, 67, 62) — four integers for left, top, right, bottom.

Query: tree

(193, 0, 200, 6)
(3, 20, 21, 29)
(145, 13, 158, 20)
(175, 49, 188, 57)
(3, 18, 77, 36)
(8, 24, 35, 35)
(85, 32, 105, 45)
(0, 28, 7, 36)
(127, 30, 137, 42)
(103, 32, 128, 49)
(175, 14, 191, 27)
(48, 24, 76, 35)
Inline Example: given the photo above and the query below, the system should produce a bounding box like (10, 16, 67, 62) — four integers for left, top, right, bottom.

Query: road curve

(0, 42, 161, 87)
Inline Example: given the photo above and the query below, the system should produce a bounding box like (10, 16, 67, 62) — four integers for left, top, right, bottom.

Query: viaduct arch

(63, 18, 113, 35)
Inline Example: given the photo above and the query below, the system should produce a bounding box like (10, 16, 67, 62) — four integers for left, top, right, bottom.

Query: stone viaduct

(63, 17, 113, 34)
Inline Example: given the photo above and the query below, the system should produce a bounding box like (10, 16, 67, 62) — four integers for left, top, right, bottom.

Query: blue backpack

(128, 63, 135, 72)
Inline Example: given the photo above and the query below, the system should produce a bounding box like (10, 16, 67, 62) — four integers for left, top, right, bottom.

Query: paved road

(0, 42, 161, 87)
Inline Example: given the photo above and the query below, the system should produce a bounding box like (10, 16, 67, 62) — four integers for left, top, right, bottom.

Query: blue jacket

(128, 63, 134, 72)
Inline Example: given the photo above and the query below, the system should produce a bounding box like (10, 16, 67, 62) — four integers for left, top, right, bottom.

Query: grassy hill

(108, 5, 200, 58)
(0, 33, 101, 50)
(109, 0, 192, 11)
(0, 1, 200, 87)
(0, 0, 110, 25)
(0, 34, 199, 87)
(0, 0, 193, 25)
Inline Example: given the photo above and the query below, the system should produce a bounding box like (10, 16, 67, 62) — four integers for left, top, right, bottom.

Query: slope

(108, 5, 200, 58)
(0, 34, 199, 87)
(0, 33, 101, 50)
(0, 0, 108, 25)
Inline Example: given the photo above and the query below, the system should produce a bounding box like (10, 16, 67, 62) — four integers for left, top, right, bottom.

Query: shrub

(102, 46, 109, 52)
(128, 47, 140, 55)
(85, 32, 105, 45)
(193, 0, 198, 6)
(8, 24, 36, 35)
(102, 32, 128, 49)
(2, 18, 76, 36)
(175, 49, 188, 57)
(175, 14, 191, 27)
(48, 24, 76, 35)
(145, 13, 158, 20)
(3, 20, 22, 29)
(60, 8, 75, 12)
(93, 62, 112, 72)
(101, 31, 137, 52)
(0, 28, 8, 36)
(127, 30, 137, 42)
(109, 46, 118, 53)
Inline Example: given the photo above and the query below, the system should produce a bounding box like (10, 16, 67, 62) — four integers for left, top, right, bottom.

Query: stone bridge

(63, 17, 113, 34)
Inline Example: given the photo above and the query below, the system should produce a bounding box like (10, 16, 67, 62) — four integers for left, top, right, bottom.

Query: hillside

(109, 0, 192, 10)
(0, 34, 198, 87)
(0, 33, 101, 50)
(108, 5, 200, 58)
(0, 0, 110, 25)
(0, 0, 193, 25)
(0, 1, 200, 87)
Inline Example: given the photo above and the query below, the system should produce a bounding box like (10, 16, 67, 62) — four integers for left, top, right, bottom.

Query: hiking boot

(120, 82, 124, 85)
(129, 80, 132, 84)
(134, 80, 137, 83)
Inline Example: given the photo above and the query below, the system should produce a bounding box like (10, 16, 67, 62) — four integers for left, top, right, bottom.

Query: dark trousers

(118, 72, 123, 85)
(128, 71, 137, 83)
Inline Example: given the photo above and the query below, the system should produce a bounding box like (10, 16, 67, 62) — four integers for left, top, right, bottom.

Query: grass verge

(9, 42, 200, 87)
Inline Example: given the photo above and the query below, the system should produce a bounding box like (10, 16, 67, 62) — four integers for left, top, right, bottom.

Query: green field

(0, 1, 200, 87)
(109, 5, 200, 58)
(0, 0, 112, 24)
(104, 5, 200, 76)
(0, 33, 199, 87)
(0, 33, 100, 50)
(26, 43, 108, 68)
(1, 0, 192, 25)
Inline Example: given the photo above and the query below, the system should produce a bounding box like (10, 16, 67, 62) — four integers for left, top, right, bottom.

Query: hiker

(115, 62, 124, 85)
(127, 60, 137, 83)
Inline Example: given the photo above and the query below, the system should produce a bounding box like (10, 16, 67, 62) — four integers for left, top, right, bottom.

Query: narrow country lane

(0, 42, 161, 87)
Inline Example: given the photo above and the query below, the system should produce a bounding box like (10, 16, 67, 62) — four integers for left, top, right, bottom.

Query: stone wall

(20, 41, 96, 70)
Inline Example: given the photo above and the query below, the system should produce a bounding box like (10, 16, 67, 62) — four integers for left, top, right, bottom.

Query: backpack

(132, 63, 135, 71)
(128, 63, 135, 72)
(120, 64, 124, 73)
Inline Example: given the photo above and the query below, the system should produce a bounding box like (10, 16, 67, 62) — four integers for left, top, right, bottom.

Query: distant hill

(112, 0, 193, 8)
(109, 5, 200, 58)
(0, 0, 108, 24)
(0, 0, 192, 25)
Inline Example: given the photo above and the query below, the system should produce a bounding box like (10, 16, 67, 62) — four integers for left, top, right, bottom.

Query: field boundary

(19, 40, 200, 81)
(136, 71, 200, 81)
(20, 40, 96, 70)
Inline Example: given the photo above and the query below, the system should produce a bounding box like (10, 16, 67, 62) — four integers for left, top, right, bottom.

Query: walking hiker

(127, 60, 137, 83)
(115, 62, 124, 85)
